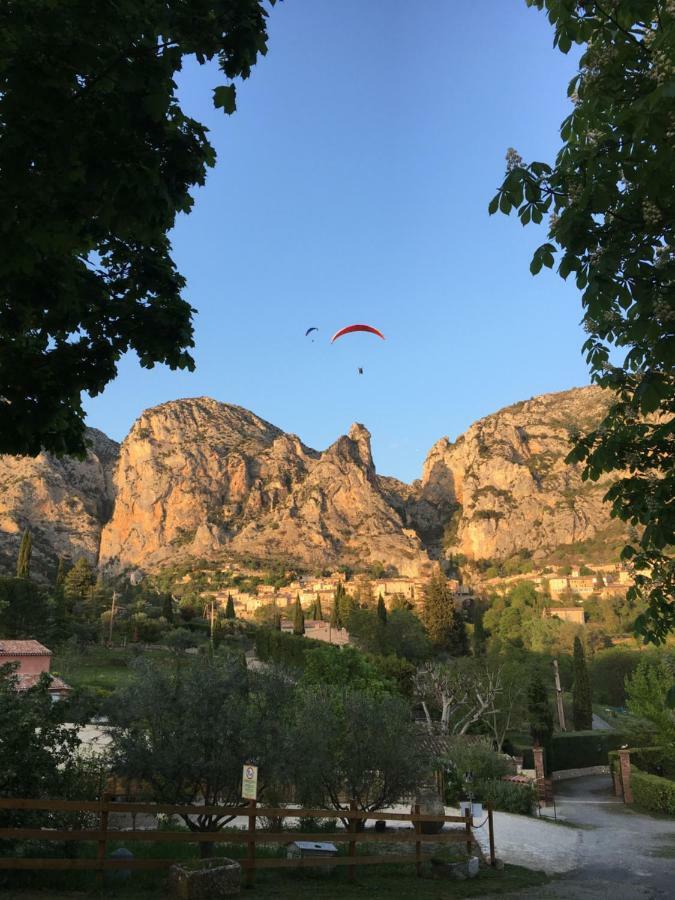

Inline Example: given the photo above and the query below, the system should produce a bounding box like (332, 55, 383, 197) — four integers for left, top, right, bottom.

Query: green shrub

(609, 746, 675, 780)
(551, 731, 627, 770)
(631, 767, 675, 816)
(479, 780, 536, 815)
(443, 740, 509, 804)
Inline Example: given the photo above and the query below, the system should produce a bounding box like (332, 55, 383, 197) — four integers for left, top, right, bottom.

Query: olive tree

(290, 686, 426, 823)
(108, 654, 294, 854)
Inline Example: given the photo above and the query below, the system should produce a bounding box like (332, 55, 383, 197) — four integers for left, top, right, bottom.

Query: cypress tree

(528, 673, 554, 747)
(377, 595, 387, 625)
(225, 594, 236, 620)
(161, 592, 174, 624)
(572, 636, 593, 730)
(55, 556, 68, 590)
(472, 607, 486, 656)
(314, 596, 323, 621)
(421, 570, 468, 655)
(16, 529, 32, 579)
(330, 595, 340, 628)
(273, 608, 282, 631)
(293, 596, 305, 636)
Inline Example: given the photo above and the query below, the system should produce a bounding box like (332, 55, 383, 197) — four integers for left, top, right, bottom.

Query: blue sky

(84, 0, 588, 483)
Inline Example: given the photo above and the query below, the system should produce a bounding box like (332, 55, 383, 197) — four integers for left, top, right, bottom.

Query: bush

(631, 767, 675, 816)
(479, 779, 536, 815)
(609, 747, 675, 780)
(443, 740, 509, 804)
(551, 731, 627, 770)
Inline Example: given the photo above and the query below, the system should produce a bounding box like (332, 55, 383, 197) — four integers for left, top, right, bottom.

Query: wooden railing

(0, 796, 495, 885)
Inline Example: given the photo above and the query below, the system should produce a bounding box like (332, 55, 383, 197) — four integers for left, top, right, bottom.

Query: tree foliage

(109, 654, 294, 848)
(528, 672, 554, 747)
(0, 0, 279, 456)
(421, 571, 468, 655)
(292, 596, 305, 635)
(415, 659, 502, 735)
(625, 655, 675, 750)
(290, 686, 425, 818)
(16, 529, 32, 579)
(490, 1, 675, 643)
(0, 576, 50, 639)
(572, 636, 593, 730)
(0, 665, 86, 833)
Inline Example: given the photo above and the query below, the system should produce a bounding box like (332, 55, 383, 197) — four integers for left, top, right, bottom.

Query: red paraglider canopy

(330, 324, 385, 343)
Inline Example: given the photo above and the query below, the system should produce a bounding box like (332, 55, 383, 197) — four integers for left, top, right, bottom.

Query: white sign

(242, 763, 258, 800)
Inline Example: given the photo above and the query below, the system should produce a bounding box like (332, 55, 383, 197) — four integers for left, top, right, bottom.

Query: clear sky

(83, 0, 588, 483)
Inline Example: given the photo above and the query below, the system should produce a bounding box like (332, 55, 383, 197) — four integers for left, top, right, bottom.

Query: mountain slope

(0, 387, 625, 577)
(0, 428, 119, 576)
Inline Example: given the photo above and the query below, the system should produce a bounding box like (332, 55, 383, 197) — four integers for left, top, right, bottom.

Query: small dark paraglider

(357, 367, 364, 375)
(305, 326, 318, 339)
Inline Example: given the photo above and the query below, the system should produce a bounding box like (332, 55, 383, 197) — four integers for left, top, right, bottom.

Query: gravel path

(475, 774, 675, 898)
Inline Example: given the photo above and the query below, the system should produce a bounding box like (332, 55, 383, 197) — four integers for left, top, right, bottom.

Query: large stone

(168, 858, 241, 899)
(412, 791, 446, 835)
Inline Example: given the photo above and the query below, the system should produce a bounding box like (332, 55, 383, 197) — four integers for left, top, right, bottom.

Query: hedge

(631, 767, 675, 816)
(551, 730, 626, 770)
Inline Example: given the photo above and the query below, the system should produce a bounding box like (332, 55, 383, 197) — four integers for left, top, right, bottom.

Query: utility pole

(108, 591, 118, 645)
(210, 600, 215, 646)
(552, 658, 566, 732)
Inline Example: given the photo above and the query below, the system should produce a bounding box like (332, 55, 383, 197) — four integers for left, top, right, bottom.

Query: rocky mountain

(0, 428, 118, 577)
(98, 398, 429, 576)
(394, 386, 623, 562)
(0, 386, 626, 578)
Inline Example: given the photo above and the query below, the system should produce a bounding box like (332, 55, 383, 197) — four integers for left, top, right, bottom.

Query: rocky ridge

(0, 387, 625, 578)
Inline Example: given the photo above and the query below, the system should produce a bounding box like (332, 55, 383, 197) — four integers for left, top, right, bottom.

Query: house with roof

(0, 640, 71, 700)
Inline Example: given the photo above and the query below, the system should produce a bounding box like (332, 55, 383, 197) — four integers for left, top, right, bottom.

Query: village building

(0, 640, 71, 700)
(543, 607, 585, 625)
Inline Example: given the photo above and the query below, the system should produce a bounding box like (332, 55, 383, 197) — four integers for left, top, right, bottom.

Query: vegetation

(421, 570, 468, 655)
(625, 656, 675, 750)
(109, 654, 295, 855)
(491, 1, 675, 643)
(630, 766, 675, 816)
(291, 687, 425, 819)
(15, 530, 31, 579)
(528, 673, 554, 747)
(0, 0, 279, 456)
(572, 636, 593, 731)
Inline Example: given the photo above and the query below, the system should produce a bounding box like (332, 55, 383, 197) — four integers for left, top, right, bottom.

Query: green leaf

(213, 84, 237, 114)
(488, 195, 499, 216)
(530, 255, 543, 275)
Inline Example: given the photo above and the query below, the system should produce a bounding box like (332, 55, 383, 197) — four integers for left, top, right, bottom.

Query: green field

(52, 646, 176, 695)
(1, 862, 548, 899)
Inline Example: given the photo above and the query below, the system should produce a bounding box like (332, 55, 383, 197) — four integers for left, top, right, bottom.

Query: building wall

(0, 653, 51, 676)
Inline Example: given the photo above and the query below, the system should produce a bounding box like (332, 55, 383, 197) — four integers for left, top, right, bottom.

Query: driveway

(474, 774, 675, 898)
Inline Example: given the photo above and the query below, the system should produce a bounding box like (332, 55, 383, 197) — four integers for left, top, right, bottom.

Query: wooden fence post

(348, 799, 358, 882)
(246, 799, 257, 888)
(414, 802, 422, 877)
(96, 793, 110, 882)
(487, 801, 495, 867)
(464, 807, 472, 859)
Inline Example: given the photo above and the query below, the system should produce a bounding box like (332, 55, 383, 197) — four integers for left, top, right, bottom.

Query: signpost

(242, 764, 258, 887)
(242, 764, 258, 801)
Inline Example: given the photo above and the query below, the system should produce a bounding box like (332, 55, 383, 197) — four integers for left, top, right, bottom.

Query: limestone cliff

(0, 387, 625, 577)
(99, 399, 430, 577)
(0, 428, 118, 576)
(392, 386, 624, 561)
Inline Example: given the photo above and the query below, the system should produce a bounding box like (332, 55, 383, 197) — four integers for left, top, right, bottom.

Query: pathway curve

(475, 774, 675, 898)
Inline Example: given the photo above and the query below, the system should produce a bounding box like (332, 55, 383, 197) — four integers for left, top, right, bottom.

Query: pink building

(0, 640, 71, 700)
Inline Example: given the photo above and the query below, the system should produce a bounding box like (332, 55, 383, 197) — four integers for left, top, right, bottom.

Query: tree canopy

(490, 1, 674, 643)
(0, 0, 279, 456)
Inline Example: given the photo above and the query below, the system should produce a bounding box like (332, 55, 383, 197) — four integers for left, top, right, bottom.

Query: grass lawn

(51, 646, 175, 695)
(1, 831, 549, 898)
(0, 862, 549, 899)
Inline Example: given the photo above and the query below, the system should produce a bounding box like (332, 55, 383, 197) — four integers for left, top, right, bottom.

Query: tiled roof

(16, 674, 71, 692)
(0, 640, 52, 656)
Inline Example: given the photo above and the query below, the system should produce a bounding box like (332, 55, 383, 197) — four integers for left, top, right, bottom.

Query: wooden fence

(0, 797, 495, 885)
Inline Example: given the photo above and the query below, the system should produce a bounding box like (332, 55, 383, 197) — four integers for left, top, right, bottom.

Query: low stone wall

(552, 765, 609, 781)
